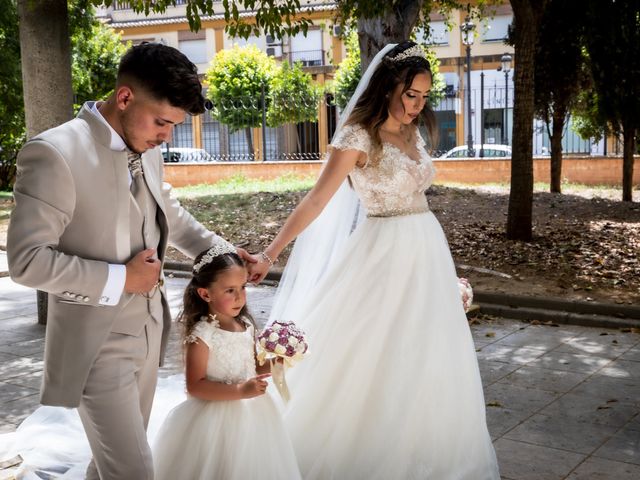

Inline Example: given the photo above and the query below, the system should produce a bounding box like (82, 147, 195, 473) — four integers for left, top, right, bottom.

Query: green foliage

(333, 30, 446, 111)
(533, 0, 586, 127)
(71, 14, 129, 111)
(266, 61, 320, 128)
(0, 0, 24, 189)
(204, 45, 277, 132)
(0, 0, 125, 189)
(581, 0, 640, 136)
(333, 31, 361, 110)
(96, 0, 313, 38)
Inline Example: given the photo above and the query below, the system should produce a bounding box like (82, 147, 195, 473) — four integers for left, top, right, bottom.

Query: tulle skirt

(153, 394, 301, 480)
(0, 376, 300, 479)
(284, 211, 500, 479)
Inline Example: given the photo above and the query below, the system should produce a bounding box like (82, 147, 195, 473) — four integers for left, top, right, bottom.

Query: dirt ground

(1, 184, 638, 305)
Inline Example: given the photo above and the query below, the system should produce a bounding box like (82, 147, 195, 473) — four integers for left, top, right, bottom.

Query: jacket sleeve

(7, 140, 109, 306)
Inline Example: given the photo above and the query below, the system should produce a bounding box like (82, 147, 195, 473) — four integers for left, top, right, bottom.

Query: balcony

(287, 49, 325, 67)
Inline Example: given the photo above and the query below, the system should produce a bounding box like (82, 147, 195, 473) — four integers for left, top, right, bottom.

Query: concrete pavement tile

(598, 359, 640, 381)
(0, 332, 33, 347)
(555, 341, 632, 360)
(485, 406, 531, 441)
(526, 350, 612, 375)
(493, 438, 585, 480)
(0, 382, 36, 403)
(572, 330, 640, 347)
(479, 360, 522, 386)
(484, 382, 559, 415)
(540, 393, 639, 428)
(567, 456, 640, 479)
(0, 277, 34, 296)
(0, 421, 16, 433)
(497, 366, 589, 394)
(503, 413, 618, 454)
(476, 344, 548, 365)
(1, 393, 41, 427)
(0, 337, 44, 357)
(0, 303, 38, 321)
(6, 370, 43, 391)
(620, 347, 640, 362)
(571, 374, 640, 405)
(0, 356, 43, 381)
(495, 325, 578, 350)
(472, 324, 526, 343)
(592, 424, 640, 465)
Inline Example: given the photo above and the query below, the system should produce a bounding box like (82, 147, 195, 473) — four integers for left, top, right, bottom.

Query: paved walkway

(0, 265, 639, 479)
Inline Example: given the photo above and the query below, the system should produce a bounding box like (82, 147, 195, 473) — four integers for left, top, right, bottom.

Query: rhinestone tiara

(389, 45, 427, 63)
(193, 241, 237, 273)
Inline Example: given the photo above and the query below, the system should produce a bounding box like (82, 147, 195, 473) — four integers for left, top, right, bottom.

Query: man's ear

(115, 85, 134, 110)
(196, 287, 211, 303)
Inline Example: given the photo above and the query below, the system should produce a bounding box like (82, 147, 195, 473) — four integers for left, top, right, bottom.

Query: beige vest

(111, 177, 163, 335)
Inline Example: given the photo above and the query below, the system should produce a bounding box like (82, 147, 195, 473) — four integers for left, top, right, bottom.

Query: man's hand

(248, 256, 271, 284)
(236, 247, 257, 265)
(124, 248, 161, 294)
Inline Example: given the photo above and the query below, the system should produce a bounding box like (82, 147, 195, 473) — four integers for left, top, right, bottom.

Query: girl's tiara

(389, 45, 427, 63)
(193, 241, 237, 273)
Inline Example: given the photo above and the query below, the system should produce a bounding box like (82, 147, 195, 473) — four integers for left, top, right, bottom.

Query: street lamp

(501, 53, 512, 145)
(460, 16, 476, 156)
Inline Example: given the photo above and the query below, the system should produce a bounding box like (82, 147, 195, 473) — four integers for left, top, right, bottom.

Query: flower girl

(153, 244, 301, 479)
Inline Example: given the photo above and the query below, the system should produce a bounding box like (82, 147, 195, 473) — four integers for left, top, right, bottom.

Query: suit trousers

(78, 316, 163, 480)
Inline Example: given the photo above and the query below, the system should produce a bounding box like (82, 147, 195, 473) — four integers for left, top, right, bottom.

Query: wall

(164, 156, 640, 188)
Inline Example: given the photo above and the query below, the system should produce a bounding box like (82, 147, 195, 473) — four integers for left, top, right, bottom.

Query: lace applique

(330, 123, 371, 158)
(345, 126, 436, 217)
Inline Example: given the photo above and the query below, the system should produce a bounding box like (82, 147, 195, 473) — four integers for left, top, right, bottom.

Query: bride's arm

(250, 148, 364, 282)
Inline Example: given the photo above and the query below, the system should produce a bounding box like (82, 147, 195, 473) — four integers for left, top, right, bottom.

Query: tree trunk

(18, 0, 73, 325)
(622, 122, 635, 202)
(550, 106, 566, 193)
(507, 0, 544, 241)
(245, 127, 254, 159)
(357, 0, 424, 69)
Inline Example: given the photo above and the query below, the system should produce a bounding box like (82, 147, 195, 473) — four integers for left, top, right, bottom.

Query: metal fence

(431, 86, 597, 157)
(167, 87, 610, 161)
(168, 94, 338, 162)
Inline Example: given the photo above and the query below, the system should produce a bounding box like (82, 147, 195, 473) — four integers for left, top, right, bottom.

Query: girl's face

(387, 72, 432, 125)
(197, 265, 248, 320)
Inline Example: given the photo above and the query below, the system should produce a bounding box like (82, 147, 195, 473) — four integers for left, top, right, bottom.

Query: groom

(7, 43, 255, 479)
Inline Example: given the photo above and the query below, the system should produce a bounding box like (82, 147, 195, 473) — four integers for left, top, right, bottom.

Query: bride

(251, 41, 500, 479)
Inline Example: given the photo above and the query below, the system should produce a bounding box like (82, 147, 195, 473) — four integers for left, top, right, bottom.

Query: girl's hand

(239, 373, 271, 398)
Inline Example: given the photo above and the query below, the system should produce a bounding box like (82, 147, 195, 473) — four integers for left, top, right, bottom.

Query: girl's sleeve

(185, 321, 213, 349)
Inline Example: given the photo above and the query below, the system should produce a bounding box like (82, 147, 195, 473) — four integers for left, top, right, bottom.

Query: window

(179, 39, 207, 64)
(481, 16, 512, 42)
(416, 22, 449, 46)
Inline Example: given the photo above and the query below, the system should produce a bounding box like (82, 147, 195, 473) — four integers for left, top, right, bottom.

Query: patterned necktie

(127, 151, 144, 180)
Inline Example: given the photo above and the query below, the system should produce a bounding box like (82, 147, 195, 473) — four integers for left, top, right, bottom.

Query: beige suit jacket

(7, 103, 217, 407)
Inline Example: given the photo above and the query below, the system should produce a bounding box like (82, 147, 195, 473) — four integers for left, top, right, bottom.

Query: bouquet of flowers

(458, 277, 474, 313)
(257, 321, 309, 402)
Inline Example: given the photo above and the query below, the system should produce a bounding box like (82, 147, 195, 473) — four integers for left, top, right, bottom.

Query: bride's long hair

(346, 41, 438, 166)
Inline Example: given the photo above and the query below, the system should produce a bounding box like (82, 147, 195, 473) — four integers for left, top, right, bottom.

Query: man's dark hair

(118, 42, 205, 115)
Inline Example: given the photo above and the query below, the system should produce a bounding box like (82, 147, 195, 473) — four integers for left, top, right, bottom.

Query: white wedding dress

(281, 123, 500, 479)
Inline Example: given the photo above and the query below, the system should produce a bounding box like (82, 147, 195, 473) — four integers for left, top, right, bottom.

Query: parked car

(439, 144, 512, 159)
(162, 147, 216, 163)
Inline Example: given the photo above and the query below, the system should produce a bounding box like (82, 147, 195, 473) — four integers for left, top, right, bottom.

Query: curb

(165, 261, 640, 329)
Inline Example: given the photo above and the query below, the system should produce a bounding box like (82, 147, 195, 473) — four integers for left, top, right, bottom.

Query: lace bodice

(186, 317, 257, 385)
(330, 123, 435, 217)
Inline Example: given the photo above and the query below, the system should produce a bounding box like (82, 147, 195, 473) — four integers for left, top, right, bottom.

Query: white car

(439, 144, 512, 159)
(162, 147, 216, 163)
